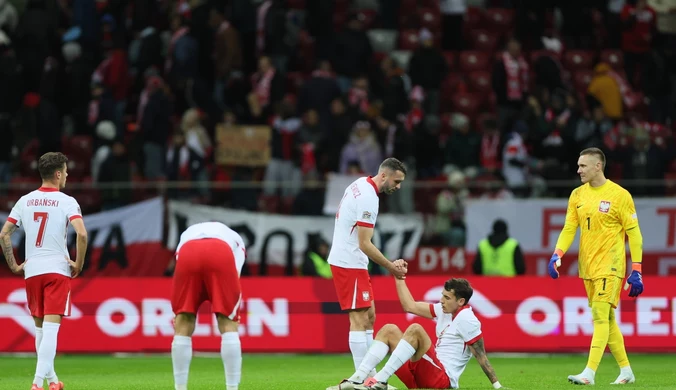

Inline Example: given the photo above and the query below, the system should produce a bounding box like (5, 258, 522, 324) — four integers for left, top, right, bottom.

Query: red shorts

(330, 265, 373, 310)
(25, 273, 72, 318)
(395, 345, 451, 389)
(171, 239, 242, 320)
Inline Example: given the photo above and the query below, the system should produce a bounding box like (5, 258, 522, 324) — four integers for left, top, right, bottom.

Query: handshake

(389, 259, 408, 279)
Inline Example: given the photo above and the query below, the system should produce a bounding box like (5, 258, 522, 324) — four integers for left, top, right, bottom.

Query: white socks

(35, 327, 59, 385)
(172, 335, 192, 389)
(349, 331, 368, 372)
(365, 330, 377, 377)
(33, 322, 60, 386)
(374, 340, 416, 383)
(582, 366, 596, 379)
(620, 365, 632, 375)
(221, 332, 242, 390)
(350, 340, 389, 382)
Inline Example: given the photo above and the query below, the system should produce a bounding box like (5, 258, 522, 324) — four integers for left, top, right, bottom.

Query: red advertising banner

(1, 277, 674, 353)
(410, 247, 676, 276)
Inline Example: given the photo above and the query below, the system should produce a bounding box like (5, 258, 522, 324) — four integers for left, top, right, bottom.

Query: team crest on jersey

(362, 211, 372, 220)
(362, 291, 370, 301)
(599, 201, 611, 213)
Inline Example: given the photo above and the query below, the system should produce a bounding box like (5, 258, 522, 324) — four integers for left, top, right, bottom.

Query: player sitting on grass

(328, 277, 508, 390)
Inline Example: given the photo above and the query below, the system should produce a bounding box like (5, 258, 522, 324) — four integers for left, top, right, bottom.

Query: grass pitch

(0, 353, 675, 389)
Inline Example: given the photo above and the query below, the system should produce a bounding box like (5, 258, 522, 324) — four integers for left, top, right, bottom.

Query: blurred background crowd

(0, 0, 675, 224)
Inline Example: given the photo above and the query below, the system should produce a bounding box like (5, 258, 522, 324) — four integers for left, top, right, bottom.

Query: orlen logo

(0, 288, 83, 336)
(406, 285, 502, 321)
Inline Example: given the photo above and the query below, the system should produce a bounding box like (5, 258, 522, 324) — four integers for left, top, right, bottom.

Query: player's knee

(216, 314, 238, 334)
(174, 313, 197, 336)
(404, 323, 425, 337)
(591, 302, 611, 323)
(378, 323, 402, 338)
(349, 309, 371, 330)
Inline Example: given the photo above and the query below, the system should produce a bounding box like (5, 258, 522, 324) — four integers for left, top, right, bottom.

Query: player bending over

(328, 277, 508, 390)
(549, 147, 643, 385)
(171, 222, 246, 390)
(0, 152, 88, 390)
(327, 158, 408, 380)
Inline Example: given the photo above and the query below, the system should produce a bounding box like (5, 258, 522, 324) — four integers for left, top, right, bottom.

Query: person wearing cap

(472, 219, 525, 277)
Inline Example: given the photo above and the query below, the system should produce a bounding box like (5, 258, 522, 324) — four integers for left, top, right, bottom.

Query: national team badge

(599, 201, 611, 213)
(362, 291, 370, 301)
(362, 211, 372, 220)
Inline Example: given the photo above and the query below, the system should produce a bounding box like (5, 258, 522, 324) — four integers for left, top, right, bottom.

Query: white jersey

(429, 303, 483, 388)
(176, 222, 247, 275)
(8, 187, 82, 279)
(327, 176, 379, 270)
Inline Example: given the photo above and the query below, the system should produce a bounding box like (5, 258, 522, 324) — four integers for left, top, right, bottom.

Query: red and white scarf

(165, 27, 189, 74)
(348, 87, 369, 114)
(256, 0, 272, 56)
(480, 132, 500, 170)
(502, 52, 529, 101)
(252, 68, 276, 107)
(608, 69, 640, 110)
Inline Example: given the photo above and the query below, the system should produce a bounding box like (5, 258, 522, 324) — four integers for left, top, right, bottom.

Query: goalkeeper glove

(548, 250, 562, 279)
(625, 270, 644, 297)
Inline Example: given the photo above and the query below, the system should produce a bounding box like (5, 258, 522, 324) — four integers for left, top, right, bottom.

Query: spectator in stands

(492, 38, 530, 130)
(408, 28, 448, 115)
(502, 120, 546, 198)
(37, 57, 63, 156)
(347, 76, 371, 117)
(300, 235, 332, 278)
(323, 98, 354, 173)
(443, 113, 481, 177)
(440, 0, 466, 51)
(93, 38, 130, 135)
(514, 0, 547, 51)
(129, 25, 163, 93)
(297, 60, 341, 129)
(377, 56, 410, 121)
(166, 130, 208, 200)
(15, 0, 57, 92)
(435, 171, 469, 247)
(331, 13, 373, 92)
(375, 115, 415, 213)
(533, 36, 564, 96)
(257, 0, 295, 75)
(210, 6, 243, 112)
(621, 0, 657, 88)
(575, 104, 614, 151)
(479, 118, 501, 173)
(165, 12, 199, 114)
(91, 120, 117, 182)
(339, 120, 383, 176)
(472, 219, 525, 276)
(298, 109, 326, 178)
(139, 76, 171, 179)
(643, 35, 673, 124)
(181, 108, 211, 196)
(648, 0, 676, 44)
(262, 99, 303, 204)
(62, 42, 95, 136)
(98, 141, 132, 210)
(587, 63, 624, 120)
(247, 55, 285, 121)
(0, 0, 18, 33)
(617, 127, 673, 195)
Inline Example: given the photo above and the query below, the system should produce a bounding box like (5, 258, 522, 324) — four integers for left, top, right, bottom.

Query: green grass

(0, 354, 675, 390)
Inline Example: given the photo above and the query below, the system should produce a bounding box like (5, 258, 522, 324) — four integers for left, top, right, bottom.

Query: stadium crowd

(0, 0, 675, 217)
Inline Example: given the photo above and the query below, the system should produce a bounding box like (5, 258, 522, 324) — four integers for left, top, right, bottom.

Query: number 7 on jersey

(34, 212, 49, 247)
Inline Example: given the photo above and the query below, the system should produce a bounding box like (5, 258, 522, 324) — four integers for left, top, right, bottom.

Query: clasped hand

(390, 259, 408, 279)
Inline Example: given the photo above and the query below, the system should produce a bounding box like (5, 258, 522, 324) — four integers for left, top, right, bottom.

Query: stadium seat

(398, 29, 419, 51)
(418, 7, 441, 32)
(485, 8, 514, 33)
(451, 93, 482, 118)
(440, 73, 467, 111)
(287, 0, 305, 9)
(356, 9, 378, 30)
(563, 50, 595, 71)
(464, 7, 486, 30)
(572, 70, 594, 94)
(600, 49, 624, 69)
(368, 29, 398, 53)
(65, 135, 94, 162)
(458, 51, 491, 72)
(468, 29, 500, 52)
(467, 71, 492, 96)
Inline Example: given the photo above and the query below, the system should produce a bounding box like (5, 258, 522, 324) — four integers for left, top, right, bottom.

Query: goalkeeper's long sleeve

(626, 225, 643, 272)
(554, 223, 577, 256)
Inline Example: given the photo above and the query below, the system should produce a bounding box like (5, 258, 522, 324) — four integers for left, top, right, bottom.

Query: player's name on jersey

(26, 198, 60, 207)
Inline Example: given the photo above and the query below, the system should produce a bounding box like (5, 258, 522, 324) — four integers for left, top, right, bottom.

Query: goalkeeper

(548, 148, 643, 386)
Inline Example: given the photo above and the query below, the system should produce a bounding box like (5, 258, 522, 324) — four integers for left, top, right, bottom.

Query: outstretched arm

(0, 221, 22, 274)
(394, 278, 434, 319)
(469, 338, 502, 388)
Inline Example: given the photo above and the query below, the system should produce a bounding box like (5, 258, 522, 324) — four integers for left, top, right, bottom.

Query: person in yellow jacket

(587, 63, 623, 120)
(472, 219, 525, 276)
(300, 236, 332, 278)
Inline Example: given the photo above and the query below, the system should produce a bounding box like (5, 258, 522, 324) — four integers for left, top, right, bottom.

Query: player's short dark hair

(580, 147, 606, 169)
(379, 158, 407, 176)
(444, 278, 473, 305)
(38, 152, 68, 180)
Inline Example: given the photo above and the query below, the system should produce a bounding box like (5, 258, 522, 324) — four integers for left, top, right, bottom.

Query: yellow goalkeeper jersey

(557, 180, 639, 280)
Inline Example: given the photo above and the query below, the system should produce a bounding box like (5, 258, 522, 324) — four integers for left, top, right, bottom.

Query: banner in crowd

(167, 201, 424, 275)
(463, 199, 676, 275)
(215, 124, 271, 166)
(1, 276, 674, 353)
(323, 173, 363, 215)
(0, 198, 168, 277)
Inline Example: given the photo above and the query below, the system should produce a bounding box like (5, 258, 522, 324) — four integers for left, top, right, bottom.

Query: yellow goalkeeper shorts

(583, 276, 622, 308)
